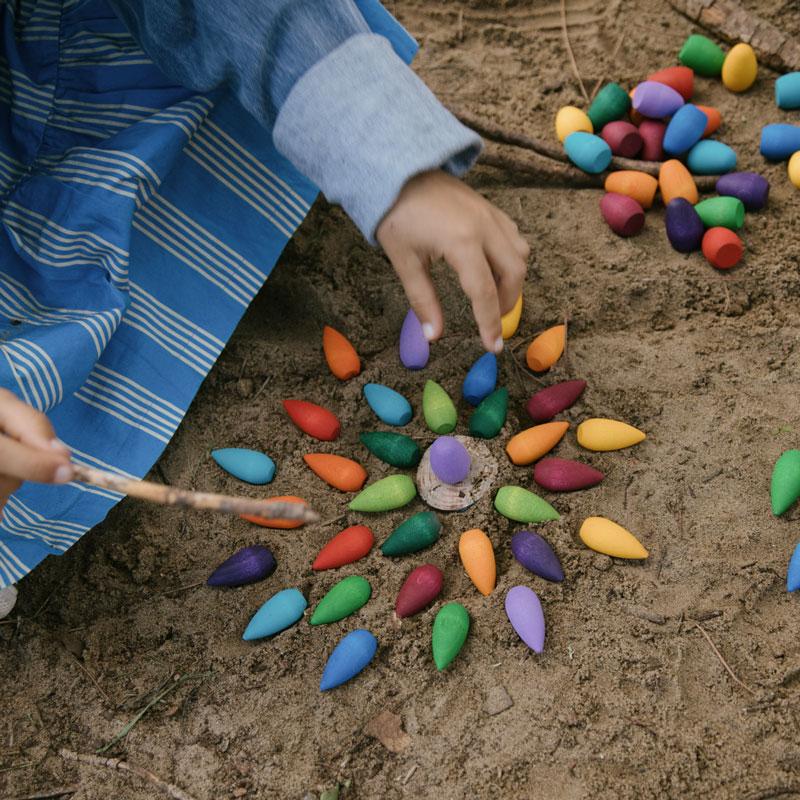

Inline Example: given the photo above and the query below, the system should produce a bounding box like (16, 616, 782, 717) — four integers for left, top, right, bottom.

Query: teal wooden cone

(494, 486, 560, 523)
(772, 450, 800, 516)
(310, 576, 371, 625)
(432, 602, 470, 671)
(422, 380, 457, 434)
(359, 431, 421, 468)
(469, 387, 508, 439)
(381, 511, 441, 556)
(349, 474, 416, 512)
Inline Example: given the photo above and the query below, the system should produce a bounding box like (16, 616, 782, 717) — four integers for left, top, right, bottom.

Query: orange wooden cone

(506, 421, 569, 465)
(322, 326, 361, 380)
(604, 170, 658, 209)
(303, 453, 367, 492)
(526, 325, 565, 372)
(659, 159, 698, 205)
(313, 525, 374, 570)
(242, 495, 308, 529)
(459, 529, 496, 596)
(696, 104, 721, 137)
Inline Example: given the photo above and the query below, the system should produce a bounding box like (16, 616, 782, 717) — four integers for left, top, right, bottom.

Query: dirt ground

(4, 1, 800, 798)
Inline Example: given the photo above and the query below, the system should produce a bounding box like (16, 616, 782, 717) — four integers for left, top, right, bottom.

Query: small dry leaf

(364, 710, 411, 753)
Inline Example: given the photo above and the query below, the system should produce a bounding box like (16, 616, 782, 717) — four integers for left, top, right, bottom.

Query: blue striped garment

(0, 0, 416, 587)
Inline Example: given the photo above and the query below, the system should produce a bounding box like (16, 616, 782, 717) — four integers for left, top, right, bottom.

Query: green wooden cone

(679, 34, 725, 77)
(310, 575, 371, 625)
(432, 602, 470, 671)
(694, 196, 744, 230)
(349, 474, 416, 512)
(423, 380, 457, 434)
(381, 511, 441, 556)
(469, 387, 508, 439)
(494, 485, 560, 523)
(359, 431, 421, 468)
(771, 449, 800, 516)
(587, 83, 630, 130)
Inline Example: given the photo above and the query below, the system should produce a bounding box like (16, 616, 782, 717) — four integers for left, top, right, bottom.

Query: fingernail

(53, 464, 74, 484)
(50, 438, 70, 454)
(422, 323, 435, 341)
(493, 337, 504, 354)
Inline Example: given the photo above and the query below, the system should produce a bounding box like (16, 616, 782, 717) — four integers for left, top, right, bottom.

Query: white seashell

(0, 585, 18, 619)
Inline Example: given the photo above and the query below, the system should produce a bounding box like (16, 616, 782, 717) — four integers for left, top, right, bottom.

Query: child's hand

(0, 390, 73, 515)
(377, 169, 529, 353)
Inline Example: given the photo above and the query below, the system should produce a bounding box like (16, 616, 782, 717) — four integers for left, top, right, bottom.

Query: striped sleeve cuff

(272, 33, 482, 244)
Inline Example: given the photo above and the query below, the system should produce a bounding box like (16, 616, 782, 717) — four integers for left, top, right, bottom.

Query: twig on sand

(252, 375, 271, 400)
(64, 650, 111, 706)
(318, 513, 347, 529)
(692, 621, 756, 695)
(11, 787, 78, 800)
(60, 750, 197, 800)
(559, 0, 589, 103)
(745, 787, 800, 800)
(160, 581, 205, 597)
(667, 0, 800, 73)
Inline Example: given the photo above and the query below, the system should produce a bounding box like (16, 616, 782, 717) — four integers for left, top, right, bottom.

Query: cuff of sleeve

(273, 33, 482, 244)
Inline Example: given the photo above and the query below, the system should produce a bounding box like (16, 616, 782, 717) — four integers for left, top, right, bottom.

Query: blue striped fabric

(0, 0, 417, 587)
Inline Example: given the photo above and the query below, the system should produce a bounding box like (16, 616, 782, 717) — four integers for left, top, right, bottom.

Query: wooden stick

(667, 0, 800, 73)
(559, 0, 589, 103)
(478, 150, 603, 187)
(11, 787, 78, 800)
(71, 465, 318, 523)
(60, 749, 197, 800)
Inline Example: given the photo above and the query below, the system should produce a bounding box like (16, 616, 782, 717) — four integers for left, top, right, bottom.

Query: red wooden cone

(283, 399, 341, 441)
(647, 66, 694, 101)
(395, 564, 443, 618)
(526, 380, 587, 422)
(312, 525, 374, 570)
(533, 457, 605, 491)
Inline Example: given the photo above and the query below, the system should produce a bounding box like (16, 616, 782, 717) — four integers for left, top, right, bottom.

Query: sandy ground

(4, 1, 800, 798)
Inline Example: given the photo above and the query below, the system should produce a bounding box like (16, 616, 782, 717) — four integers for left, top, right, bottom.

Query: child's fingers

(492, 208, 531, 261)
(448, 246, 503, 352)
(0, 388, 67, 454)
(0, 433, 73, 484)
(484, 228, 527, 315)
(0, 476, 22, 518)
(392, 251, 444, 341)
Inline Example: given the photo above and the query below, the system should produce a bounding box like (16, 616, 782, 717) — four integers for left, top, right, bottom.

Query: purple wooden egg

(632, 81, 684, 118)
(639, 120, 666, 161)
(601, 121, 643, 157)
(429, 436, 471, 484)
(399, 309, 429, 370)
(526, 380, 586, 422)
(533, 457, 604, 492)
(505, 585, 546, 653)
(207, 545, 276, 587)
(600, 192, 645, 237)
(665, 198, 704, 253)
(715, 172, 769, 211)
(511, 531, 564, 582)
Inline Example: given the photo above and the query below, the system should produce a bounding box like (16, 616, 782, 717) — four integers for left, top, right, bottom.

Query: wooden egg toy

(715, 172, 769, 211)
(459, 528, 496, 596)
(665, 198, 704, 253)
(501, 294, 523, 339)
(679, 34, 725, 77)
(363, 383, 412, 426)
(600, 193, 645, 237)
(322, 325, 360, 380)
(399, 308, 429, 370)
(506, 421, 569, 466)
(647, 65, 693, 100)
(696, 105, 722, 137)
(790, 152, 800, 189)
(555, 105, 593, 143)
(577, 418, 645, 451)
(429, 436, 471, 484)
(686, 140, 736, 175)
(721, 43, 757, 92)
(694, 196, 744, 230)
(761, 124, 800, 160)
(526, 324, 565, 372)
(564, 132, 612, 174)
(587, 82, 630, 130)
(604, 171, 658, 209)
(526, 379, 586, 422)
(638, 120, 665, 161)
(579, 516, 648, 559)
(601, 121, 643, 157)
(303, 453, 367, 492)
(663, 104, 708, 155)
(283, 399, 341, 441)
(659, 159, 698, 204)
(632, 81, 684, 118)
(702, 227, 743, 270)
(776, 73, 800, 110)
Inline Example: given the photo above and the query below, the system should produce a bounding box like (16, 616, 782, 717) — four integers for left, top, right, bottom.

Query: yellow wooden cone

(458, 528, 496, 596)
(579, 517, 648, 559)
(501, 294, 523, 340)
(577, 418, 645, 451)
(555, 106, 593, 143)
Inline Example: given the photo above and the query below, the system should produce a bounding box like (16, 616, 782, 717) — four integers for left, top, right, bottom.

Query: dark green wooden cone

(771, 449, 800, 516)
(359, 431, 421, 468)
(310, 575, 371, 625)
(587, 83, 630, 130)
(432, 602, 470, 671)
(381, 511, 441, 556)
(469, 387, 508, 439)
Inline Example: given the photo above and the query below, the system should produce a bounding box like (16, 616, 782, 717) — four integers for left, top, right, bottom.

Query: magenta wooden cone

(533, 457, 604, 492)
(639, 120, 666, 161)
(395, 563, 443, 618)
(526, 380, 586, 422)
(601, 121, 643, 157)
(600, 193, 644, 237)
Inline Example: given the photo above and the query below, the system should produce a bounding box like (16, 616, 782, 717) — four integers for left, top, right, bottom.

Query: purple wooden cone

(665, 198, 704, 253)
(429, 436, 471, 484)
(533, 457, 604, 492)
(526, 380, 586, 422)
(208, 545, 276, 587)
(511, 531, 564, 582)
(715, 172, 769, 211)
(505, 586, 546, 653)
(632, 81, 684, 118)
(399, 309, 429, 370)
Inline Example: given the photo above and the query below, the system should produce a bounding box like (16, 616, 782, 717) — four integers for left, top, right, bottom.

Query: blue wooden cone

(212, 448, 275, 484)
(320, 629, 378, 691)
(243, 588, 307, 641)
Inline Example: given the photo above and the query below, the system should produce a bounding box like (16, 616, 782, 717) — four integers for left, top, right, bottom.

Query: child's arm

(109, 0, 528, 351)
